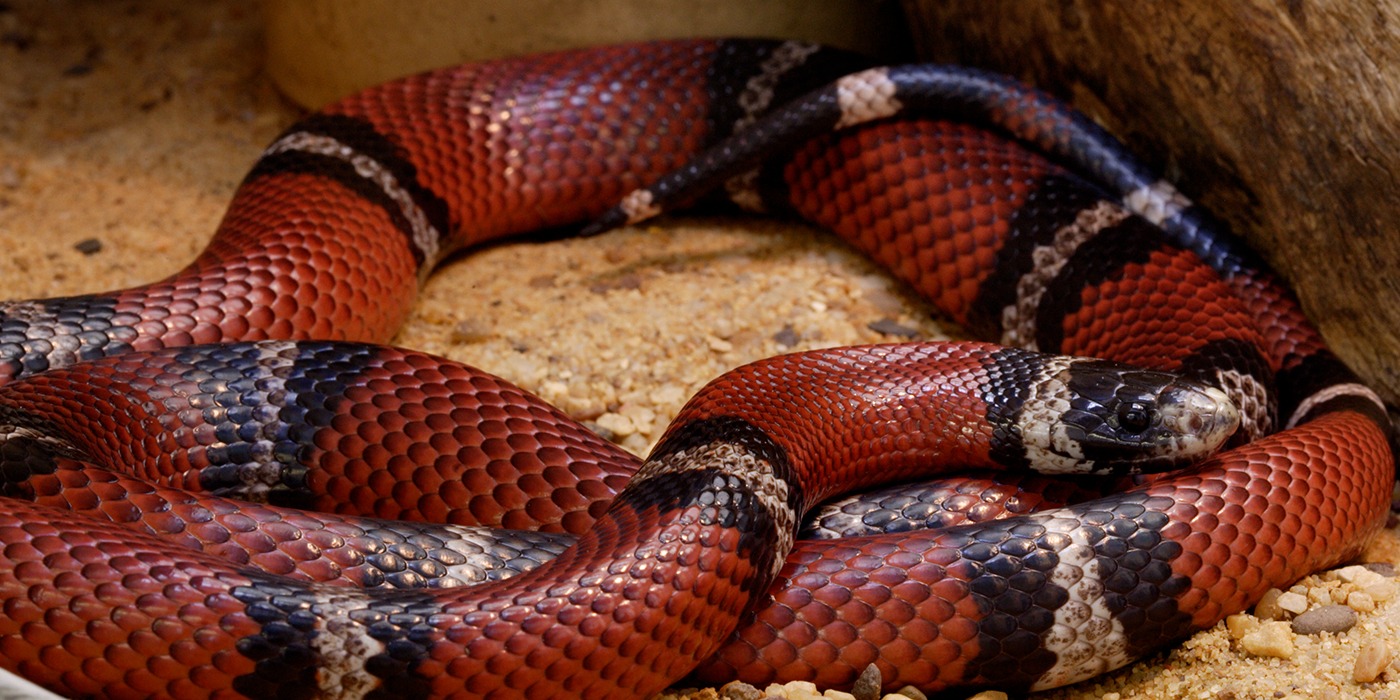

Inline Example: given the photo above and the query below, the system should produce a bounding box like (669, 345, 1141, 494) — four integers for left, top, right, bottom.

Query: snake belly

(0, 37, 1393, 699)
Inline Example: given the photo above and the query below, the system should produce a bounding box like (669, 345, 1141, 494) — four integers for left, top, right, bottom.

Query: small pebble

(1226, 612, 1260, 639)
(74, 237, 102, 255)
(822, 691, 855, 700)
(1348, 590, 1377, 613)
(1290, 604, 1359, 635)
(963, 692, 1007, 700)
(867, 317, 919, 338)
(1367, 579, 1398, 602)
(1275, 591, 1309, 615)
(850, 664, 881, 700)
(450, 318, 492, 343)
(721, 681, 762, 700)
(1364, 562, 1398, 577)
(1329, 584, 1351, 605)
(1355, 639, 1393, 683)
(893, 687, 926, 700)
(1241, 620, 1295, 658)
(772, 325, 799, 347)
(617, 403, 656, 434)
(592, 412, 636, 437)
(767, 681, 821, 700)
(1256, 588, 1285, 619)
(1306, 579, 1339, 606)
(582, 420, 616, 442)
(1336, 565, 1377, 583)
(1332, 565, 1359, 581)
(648, 384, 687, 406)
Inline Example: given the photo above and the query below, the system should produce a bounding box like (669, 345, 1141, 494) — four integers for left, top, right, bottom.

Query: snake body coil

(0, 38, 1392, 699)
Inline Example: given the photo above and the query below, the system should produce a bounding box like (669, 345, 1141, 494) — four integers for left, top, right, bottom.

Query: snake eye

(1117, 402, 1151, 434)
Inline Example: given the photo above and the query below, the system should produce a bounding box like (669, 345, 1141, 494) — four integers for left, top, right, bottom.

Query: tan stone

(1354, 639, 1393, 683)
(1240, 621, 1296, 659)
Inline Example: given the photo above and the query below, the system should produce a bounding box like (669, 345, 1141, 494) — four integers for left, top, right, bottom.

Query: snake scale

(0, 38, 1392, 700)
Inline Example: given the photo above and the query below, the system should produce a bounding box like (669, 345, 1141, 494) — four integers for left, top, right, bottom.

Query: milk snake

(0, 38, 1392, 700)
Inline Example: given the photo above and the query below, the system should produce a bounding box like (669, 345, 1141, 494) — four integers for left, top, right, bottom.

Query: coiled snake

(0, 38, 1392, 699)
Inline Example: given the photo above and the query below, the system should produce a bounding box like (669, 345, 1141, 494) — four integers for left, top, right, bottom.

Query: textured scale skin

(690, 411, 1390, 689)
(0, 38, 1393, 699)
(800, 471, 1127, 539)
(0, 342, 639, 535)
(0, 41, 865, 379)
(781, 122, 1266, 378)
(0, 343, 1193, 700)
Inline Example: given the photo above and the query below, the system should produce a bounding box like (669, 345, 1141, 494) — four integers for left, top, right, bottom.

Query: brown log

(902, 0, 1400, 407)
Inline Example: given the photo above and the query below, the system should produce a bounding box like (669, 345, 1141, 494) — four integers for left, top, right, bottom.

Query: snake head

(1020, 359, 1240, 475)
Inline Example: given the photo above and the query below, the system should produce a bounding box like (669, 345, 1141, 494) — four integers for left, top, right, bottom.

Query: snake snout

(1019, 359, 1243, 475)
(1156, 383, 1240, 454)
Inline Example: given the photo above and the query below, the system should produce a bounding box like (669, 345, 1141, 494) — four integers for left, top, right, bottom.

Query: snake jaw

(1155, 384, 1240, 455)
(1142, 380, 1243, 462)
(1070, 378, 1239, 473)
(1019, 361, 1242, 475)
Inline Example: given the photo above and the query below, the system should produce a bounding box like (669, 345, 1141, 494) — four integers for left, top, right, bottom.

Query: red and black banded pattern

(598, 56, 1393, 689)
(0, 39, 872, 382)
(601, 61, 1386, 432)
(0, 38, 1393, 700)
(0, 342, 1225, 699)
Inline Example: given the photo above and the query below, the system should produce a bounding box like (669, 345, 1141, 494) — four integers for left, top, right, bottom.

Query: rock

(1347, 590, 1377, 614)
(1354, 639, 1393, 683)
(765, 681, 822, 700)
(1337, 564, 1382, 583)
(1364, 562, 1398, 577)
(1240, 621, 1295, 658)
(648, 383, 687, 406)
(1255, 588, 1285, 620)
(1276, 591, 1309, 615)
(771, 325, 800, 348)
(592, 412, 636, 438)
(706, 335, 734, 353)
(721, 681, 763, 700)
(1226, 613, 1260, 640)
(850, 665, 882, 700)
(581, 420, 616, 442)
(617, 403, 656, 434)
(866, 318, 920, 338)
(1290, 604, 1359, 635)
(1367, 579, 1398, 602)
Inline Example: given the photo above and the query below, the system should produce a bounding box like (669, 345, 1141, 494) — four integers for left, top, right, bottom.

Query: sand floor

(1, 2, 1398, 699)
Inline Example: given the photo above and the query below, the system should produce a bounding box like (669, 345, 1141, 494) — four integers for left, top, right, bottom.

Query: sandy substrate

(1, 2, 1398, 699)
